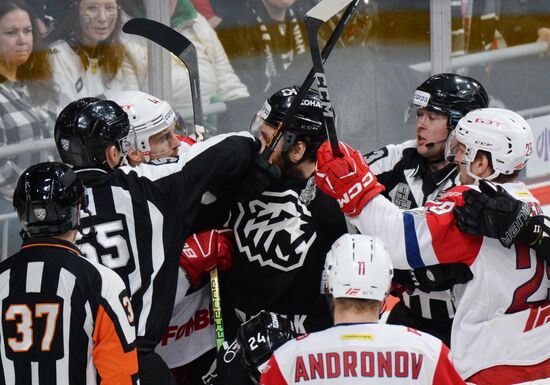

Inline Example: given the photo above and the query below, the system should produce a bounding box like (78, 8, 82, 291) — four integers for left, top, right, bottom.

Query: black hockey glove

(236, 155, 281, 202)
(393, 264, 473, 293)
(520, 215, 550, 263)
(454, 179, 532, 248)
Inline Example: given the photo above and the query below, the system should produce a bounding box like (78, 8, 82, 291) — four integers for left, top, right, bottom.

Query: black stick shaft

(262, 0, 361, 161)
(122, 18, 205, 139)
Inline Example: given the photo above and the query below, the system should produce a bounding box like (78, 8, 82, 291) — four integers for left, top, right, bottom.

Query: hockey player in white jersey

(260, 233, 465, 385)
(107, 90, 234, 383)
(314, 108, 550, 384)
(106, 90, 196, 165)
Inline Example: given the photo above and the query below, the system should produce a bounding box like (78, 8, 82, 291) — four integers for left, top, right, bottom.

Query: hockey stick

(262, 0, 360, 161)
(306, 1, 361, 236)
(305, 0, 359, 157)
(122, 18, 206, 141)
(123, 18, 225, 351)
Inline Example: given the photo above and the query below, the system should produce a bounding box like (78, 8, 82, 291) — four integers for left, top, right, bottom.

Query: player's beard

(281, 152, 309, 180)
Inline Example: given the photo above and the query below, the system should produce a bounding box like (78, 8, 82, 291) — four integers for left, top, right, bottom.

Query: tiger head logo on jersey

(233, 190, 317, 272)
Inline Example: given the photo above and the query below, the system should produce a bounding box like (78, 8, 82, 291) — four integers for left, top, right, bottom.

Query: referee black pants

(386, 300, 453, 347)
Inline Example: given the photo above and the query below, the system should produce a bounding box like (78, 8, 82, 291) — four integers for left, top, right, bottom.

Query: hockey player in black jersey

(53, 97, 265, 385)
(219, 86, 348, 341)
(364, 73, 489, 346)
(2, 162, 139, 385)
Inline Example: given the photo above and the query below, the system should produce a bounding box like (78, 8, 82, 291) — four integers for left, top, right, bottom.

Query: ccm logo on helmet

(474, 140, 493, 147)
(164, 109, 174, 122)
(337, 172, 376, 207)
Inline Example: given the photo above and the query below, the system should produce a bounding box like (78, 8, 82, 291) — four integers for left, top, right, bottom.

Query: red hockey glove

(179, 229, 235, 287)
(315, 141, 385, 217)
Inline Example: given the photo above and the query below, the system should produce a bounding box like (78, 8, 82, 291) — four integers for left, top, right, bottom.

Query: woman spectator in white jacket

(0, 0, 57, 257)
(47, 0, 138, 111)
(122, 0, 249, 133)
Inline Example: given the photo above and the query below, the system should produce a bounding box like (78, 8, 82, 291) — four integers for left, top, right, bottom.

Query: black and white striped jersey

(0, 238, 138, 385)
(365, 140, 460, 322)
(74, 133, 256, 352)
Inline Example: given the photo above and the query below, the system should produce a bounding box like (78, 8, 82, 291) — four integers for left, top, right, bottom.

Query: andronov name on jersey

(292, 350, 423, 382)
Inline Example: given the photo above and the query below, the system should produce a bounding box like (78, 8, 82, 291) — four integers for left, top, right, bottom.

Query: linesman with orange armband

(0, 162, 139, 385)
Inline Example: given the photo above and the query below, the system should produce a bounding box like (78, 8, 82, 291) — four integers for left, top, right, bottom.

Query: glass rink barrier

(1, 0, 549, 260)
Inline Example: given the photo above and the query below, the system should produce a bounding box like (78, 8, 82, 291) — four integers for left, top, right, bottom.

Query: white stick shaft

(306, 0, 354, 22)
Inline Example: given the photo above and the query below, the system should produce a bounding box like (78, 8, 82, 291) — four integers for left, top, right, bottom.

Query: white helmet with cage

(445, 108, 533, 181)
(322, 234, 394, 302)
(106, 90, 177, 161)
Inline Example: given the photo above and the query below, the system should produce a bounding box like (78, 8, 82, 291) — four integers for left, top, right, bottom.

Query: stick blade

(306, 0, 354, 22)
(123, 18, 193, 57)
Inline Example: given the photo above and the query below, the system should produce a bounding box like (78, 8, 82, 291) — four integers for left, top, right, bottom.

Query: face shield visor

(249, 102, 295, 154)
(249, 99, 278, 138)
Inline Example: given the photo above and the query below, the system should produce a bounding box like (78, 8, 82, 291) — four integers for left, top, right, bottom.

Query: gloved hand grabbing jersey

(180, 229, 235, 287)
(315, 141, 384, 216)
(236, 155, 281, 202)
(454, 179, 532, 248)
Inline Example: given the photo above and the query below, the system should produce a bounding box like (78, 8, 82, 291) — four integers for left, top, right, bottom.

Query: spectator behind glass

(0, 0, 58, 258)
(214, 0, 307, 130)
(24, 0, 72, 36)
(47, 0, 139, 112)
(189, 0, 221, 28)
(122, 0, 249, 134)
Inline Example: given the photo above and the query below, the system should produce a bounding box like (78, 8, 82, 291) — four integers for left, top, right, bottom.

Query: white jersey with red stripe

(350, 182, 550, 381)
(260, 323, 465, 385)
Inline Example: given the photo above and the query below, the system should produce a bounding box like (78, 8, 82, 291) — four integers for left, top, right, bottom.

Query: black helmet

(13, 162, 87, 238)
(55, 97, 132, 170)
(250, 86, 328, 158)
(407, 73, 489, 130)
(237, 311, 297, 384)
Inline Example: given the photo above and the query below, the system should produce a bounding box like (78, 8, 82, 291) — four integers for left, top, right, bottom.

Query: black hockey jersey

(74, 133, 256, 352)
(220, 176, 347, 339)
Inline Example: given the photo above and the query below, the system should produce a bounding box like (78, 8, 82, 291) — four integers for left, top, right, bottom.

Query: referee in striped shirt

(53, 97, 266, 385)
(1, 162, 139, 385)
